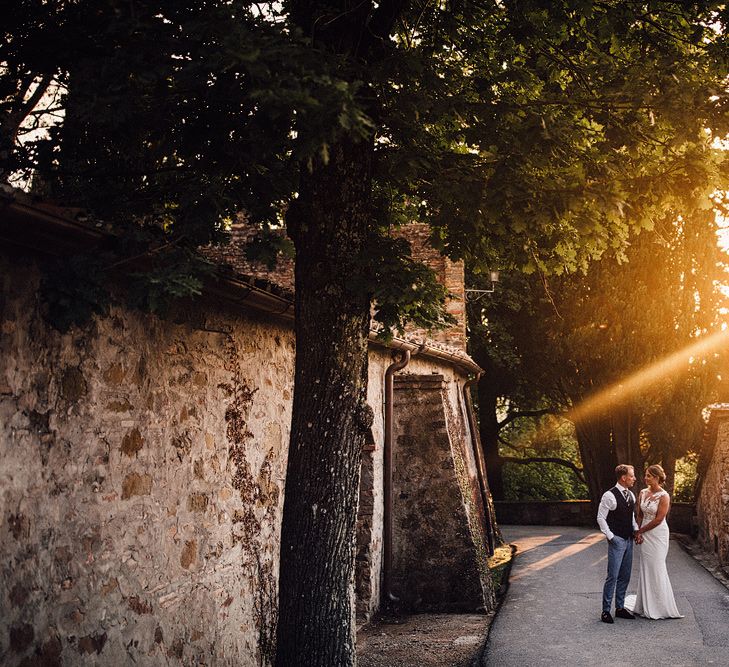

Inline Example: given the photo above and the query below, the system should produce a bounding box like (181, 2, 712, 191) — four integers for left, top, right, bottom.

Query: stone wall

(1, 213, 487, 662)
(1, 256, 486, 664)
(389, 369, 492, 612)
(696, 408, 729, 571)
(354, 355, 387, 623)
(495, 500, 696, 535)
(0, 252, 295, 666)
(354, 354, 487, 620)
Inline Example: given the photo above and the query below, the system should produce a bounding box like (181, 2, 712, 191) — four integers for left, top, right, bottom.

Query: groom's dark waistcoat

(607, 487, 634, 539)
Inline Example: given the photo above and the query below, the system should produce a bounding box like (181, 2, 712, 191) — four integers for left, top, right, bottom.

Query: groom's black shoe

(615, 608, 635, 620)
(601, 611, 614, 624)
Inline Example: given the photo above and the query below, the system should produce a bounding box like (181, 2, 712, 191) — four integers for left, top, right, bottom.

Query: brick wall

(398, 223, 467, 351)
(203, 217, 295, 293)
(207, 220, 467, 351)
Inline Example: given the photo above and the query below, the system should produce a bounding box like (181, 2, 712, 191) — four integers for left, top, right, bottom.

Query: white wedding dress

(626, 489, 683, 619)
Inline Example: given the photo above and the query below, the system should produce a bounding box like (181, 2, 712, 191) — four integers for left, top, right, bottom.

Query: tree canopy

(471, 202, 729, 503)
(3, 1, 729, 664)
(4, 2, 728, 280)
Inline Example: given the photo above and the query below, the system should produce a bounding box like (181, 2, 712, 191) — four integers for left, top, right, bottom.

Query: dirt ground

(356, 544, 511, 666)
(356, 612, 495, 667)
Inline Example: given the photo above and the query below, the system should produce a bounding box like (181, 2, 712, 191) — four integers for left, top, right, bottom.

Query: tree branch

(15, 74, 37, 108)
(20, 75, 54, 119)
(500, 455, 586, 484)
(498, 407, 560, 429)
(497, 434, 519, 451)
(4, 74, 54, 146)
(636, 12, 707, 47)
(366, 0, 409, 46)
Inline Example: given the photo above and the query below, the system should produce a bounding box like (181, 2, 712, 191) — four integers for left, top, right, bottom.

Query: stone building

(0, 190, 494, 666)
(696, 405, 729, 574)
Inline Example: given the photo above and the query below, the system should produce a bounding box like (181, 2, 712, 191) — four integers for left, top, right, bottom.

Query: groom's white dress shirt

(596, 482, 639, 541)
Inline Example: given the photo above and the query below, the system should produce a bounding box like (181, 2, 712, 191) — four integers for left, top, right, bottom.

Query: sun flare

(566, 328, 729, 425)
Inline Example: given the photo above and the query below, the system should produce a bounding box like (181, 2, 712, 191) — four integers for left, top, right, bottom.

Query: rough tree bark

(575, 412, 616, 507)
(611, 404, 645, 493)
(275, 137, 375, 665)
(276, 3, 411, 663)
(611, 405, 642, 468)
(663, 450, 676, 497)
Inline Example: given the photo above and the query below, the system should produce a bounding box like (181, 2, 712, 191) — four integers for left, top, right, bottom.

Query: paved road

(484, 526, 729, 667)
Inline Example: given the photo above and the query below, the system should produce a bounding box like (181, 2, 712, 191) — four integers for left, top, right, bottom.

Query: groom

(596, 463, 641, 624)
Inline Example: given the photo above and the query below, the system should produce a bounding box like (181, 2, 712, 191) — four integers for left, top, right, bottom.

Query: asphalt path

(484, 525, 729, 667)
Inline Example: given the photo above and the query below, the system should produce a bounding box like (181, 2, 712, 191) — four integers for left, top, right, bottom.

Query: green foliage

(38, 232, 216, 332)
(674, 454, 699, 503)
(3, 1, 374, 325)
(126, 249, 216, 316)
(504, 461, 589, 501)
(472, 201, 728, 499)
(5, 1, 729, 332)
(39, 255, 109, 333)
(501, 413, 589, 500)
(42, 2, 369, 243)
(381, 1, 729, 276)
(553, 207, 727, 458)
(245, 229, 296, 271)
(468, 269, 565, 408)
(358, 233, 455, 338)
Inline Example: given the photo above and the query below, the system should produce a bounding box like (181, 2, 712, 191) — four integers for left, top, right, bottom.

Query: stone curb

(478, 543, 517, 666)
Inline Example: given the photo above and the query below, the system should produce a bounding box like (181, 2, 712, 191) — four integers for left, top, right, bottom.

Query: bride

(627, 464, 683, 619)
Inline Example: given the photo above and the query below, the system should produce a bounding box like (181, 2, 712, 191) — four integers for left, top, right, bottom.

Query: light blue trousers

(602, 534, 633, 613)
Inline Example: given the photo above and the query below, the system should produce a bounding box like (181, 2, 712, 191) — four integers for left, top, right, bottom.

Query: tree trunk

(663, 450, 676, 497)
(276, 137, 374, 666)
(628, 412, 644, 493)
(574, 412, 615, 507)
(611, 404, 631, 465)
(477, 377, 505, 500)
(611, 404, 645, 493)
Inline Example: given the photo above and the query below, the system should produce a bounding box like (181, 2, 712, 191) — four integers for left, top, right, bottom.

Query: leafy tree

(468, 269, 570, 499)
(4, 1, 729, 664)
(501, 414, 588, 500)
(472, 204, 729, 506)
(558, 204, 727, 501)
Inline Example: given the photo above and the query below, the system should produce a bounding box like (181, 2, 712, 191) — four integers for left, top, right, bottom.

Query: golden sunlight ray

(566, 328, 729, 424)
(510, 533, 603, 581)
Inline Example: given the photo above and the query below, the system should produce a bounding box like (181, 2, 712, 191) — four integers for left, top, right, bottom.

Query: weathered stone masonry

(696, 406, 729, 574)
(1, 196, 492, 666)
(390, 372, 492, 611)
(1, 253, 295, 666)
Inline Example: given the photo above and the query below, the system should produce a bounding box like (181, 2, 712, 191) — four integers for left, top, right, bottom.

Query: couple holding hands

(597, 463, 683, 623)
